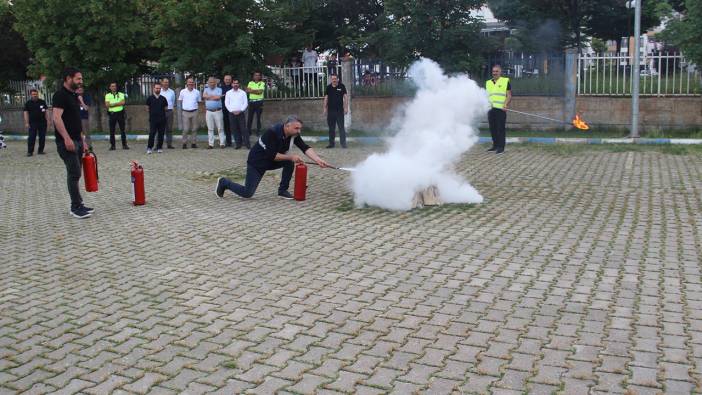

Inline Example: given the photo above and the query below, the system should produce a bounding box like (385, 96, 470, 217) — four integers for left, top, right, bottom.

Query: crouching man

(215, 115, 330, 199)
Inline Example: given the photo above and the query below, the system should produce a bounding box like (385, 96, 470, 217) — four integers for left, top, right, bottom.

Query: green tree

(0, 3, 32, 81)
(153, 0, 283, 79)
(590, 37, 607, 53)
(284, 0, 384, 57)
(661, 0, 702, 65)
(488, 0, 666, 51)
(11, 0, 155, 91)
(373, 0, 491, 73)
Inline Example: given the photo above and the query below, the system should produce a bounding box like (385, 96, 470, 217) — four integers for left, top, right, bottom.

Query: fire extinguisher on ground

(131, 161, 146, 205)
(293, 162, 307, 201)
(83, 151, 98, 192)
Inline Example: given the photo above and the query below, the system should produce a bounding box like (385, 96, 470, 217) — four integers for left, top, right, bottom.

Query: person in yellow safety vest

(246, 71, 265, 137)
(485, 64, 511, 154)
(104, 82, 129, 150)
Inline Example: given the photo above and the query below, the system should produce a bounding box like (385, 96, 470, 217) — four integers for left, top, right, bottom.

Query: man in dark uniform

(145, 83, 169, 154)
(52, 67, 93, 219)
(323, 74, 348, 148)
(23, 89, 50, 156)
(220, 75, 233, 147)
(215, 115, 330, 199)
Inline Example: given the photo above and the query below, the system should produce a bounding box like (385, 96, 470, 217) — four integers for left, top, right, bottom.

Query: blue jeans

(222, 161, 294, 198)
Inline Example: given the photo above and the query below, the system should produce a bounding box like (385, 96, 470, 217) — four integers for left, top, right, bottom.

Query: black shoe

(487, 147, 497, 152)
(79, 204, 95, 214)
(70, 206, 92, 219)
(278, 190, 294, 200)
(110, 145, 116, 151)
(38, 151, 45, 155)
(182, 143, 188, 149)
(191, 144, 198, 149)
(27, 152, 33, 157)
(167, 145, 175, 149)
(123, 145, 130, 150)
(326, 145, 335, 149)
(215, 177, 225, 198)
(208, 145, 213, 149)
(234, 145, 242, 150)
(496, 148, 505, 154)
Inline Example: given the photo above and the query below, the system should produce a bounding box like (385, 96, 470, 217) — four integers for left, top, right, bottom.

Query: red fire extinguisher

(293, 162, 307, 201)
(82, 151, 98, 192)
(130, 161, 146, 205)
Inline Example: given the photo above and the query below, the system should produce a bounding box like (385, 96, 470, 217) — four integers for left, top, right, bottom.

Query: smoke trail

(350, 58, 489, 211)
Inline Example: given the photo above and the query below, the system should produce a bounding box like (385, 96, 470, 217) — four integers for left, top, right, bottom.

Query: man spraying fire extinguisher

(215, 115, 330, 199)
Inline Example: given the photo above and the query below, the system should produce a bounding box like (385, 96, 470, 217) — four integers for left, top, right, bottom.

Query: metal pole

(631, 0, 641, 138)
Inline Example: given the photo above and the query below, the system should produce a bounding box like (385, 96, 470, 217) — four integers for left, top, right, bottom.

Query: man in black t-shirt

(323, 75, 348, 148)
(145, 83, 169, 153)
(52, 67, 93, 219)
(23, 89, 50, 156)
(215, 116, 330, 200)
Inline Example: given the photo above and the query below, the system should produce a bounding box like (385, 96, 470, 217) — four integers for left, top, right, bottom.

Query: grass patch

(192, 168, 246, 182)
(516, 142, 702, 156)
(221, 361, 238, 369)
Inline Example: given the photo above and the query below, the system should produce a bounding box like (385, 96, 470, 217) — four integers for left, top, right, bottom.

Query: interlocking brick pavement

(1, 141, 701, 394)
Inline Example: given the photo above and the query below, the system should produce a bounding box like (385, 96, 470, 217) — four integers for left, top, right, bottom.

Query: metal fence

(483, 52, 566, 96)
(351, 60, 413, 97)
(0, 80, 55, 108)
(267, 65, 341, 99)
(0, 75, 198, 109)
(578, 53, 701, 96)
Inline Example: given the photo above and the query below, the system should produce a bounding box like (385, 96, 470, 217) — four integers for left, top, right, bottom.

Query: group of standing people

(145, 72, 266, 153)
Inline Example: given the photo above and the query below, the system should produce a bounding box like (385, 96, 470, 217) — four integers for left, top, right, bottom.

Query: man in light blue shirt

(203, 77, 225, 148)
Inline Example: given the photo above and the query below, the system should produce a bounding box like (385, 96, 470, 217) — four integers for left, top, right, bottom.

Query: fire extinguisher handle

(92, 152, 98, 182)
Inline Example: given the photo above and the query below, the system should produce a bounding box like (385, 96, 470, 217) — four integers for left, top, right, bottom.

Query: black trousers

(28, 121, 47, 154)
(222, 100, 232, 146)
(148, 118, 166, 150)
(222, 161, 294, 198)
(247, 101, 263, 136)
(56, 138, 83, 209)
(327, 110, 346, 147)
(488, 108, 507, 149)
(229, 112, 249, 147)
(108, 111, 127, 147)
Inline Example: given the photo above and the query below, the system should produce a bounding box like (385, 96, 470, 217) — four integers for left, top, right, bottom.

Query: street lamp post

(627, 0, 642, 138)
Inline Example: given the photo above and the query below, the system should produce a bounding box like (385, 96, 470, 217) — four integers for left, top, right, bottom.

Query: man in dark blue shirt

(215, 115, 330, 199)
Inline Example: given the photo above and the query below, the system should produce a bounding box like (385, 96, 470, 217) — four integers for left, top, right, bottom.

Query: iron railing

(266, 65, 341, 99)
(578, 53, 701, 96)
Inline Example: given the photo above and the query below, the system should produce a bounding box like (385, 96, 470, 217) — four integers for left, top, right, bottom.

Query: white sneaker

(157, 149, 163, 153)
(146, 148, 153, 154)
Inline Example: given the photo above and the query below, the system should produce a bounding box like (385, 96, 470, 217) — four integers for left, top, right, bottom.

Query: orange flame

(572, 114, 590, 130)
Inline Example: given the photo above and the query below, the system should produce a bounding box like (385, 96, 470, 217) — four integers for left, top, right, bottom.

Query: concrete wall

(2, 95, 700, 134)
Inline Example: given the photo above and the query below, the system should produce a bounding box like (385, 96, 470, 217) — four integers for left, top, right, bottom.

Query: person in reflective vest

(486, 65, 511, 154)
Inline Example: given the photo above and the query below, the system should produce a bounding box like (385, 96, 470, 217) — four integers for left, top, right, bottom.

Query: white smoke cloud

(350, 58, 490, 211)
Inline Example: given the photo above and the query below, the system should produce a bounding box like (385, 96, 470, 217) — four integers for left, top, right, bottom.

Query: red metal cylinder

(293, 162, 307, 201)
(131, 161, 146, 205)
(82, 152, 99, 192)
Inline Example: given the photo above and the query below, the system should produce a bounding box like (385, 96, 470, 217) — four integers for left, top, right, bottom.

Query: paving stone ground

(1, 140, 701, 395)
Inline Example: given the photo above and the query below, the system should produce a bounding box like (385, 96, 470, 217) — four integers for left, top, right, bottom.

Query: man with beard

(52, 67, 93, 218)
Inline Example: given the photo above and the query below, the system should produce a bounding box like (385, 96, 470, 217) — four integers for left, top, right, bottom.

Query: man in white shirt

(178, 78, 201, 149)
(302, 45, 318, 96)
(225, 79, 250, 149)
(160, 78, 176, 149)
